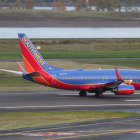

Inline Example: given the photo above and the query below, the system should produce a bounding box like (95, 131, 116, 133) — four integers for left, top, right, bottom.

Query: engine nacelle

(113, 84, 134, 95)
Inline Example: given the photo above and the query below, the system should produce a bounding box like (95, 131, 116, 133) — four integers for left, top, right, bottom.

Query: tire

(79, 91, 87, 97)
(95, 93, 103, 98)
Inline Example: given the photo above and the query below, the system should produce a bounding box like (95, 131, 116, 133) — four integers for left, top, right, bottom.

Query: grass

(1, 38, 140, 60)
(0, 111, 139, 130)
(40, 51, 140, 59)
(76, 58, 140, 69)
(1, 38, 140, 52)
(0, 76, 34, 86)
(1, 9, 140, 20)
(1, 51, 140, 59)
(0, 52, 21, 59)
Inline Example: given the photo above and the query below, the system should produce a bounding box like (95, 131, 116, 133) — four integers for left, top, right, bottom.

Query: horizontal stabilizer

(17, 62, 25, 72)
(0, 69, 22, 75)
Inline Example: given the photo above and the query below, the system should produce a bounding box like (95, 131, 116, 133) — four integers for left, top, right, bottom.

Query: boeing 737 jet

(0, 33, 139, 98)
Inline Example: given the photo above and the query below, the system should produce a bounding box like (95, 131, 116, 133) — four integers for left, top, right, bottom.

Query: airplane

(0, 33, 139, 98)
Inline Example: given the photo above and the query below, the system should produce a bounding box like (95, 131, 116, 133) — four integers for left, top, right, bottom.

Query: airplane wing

(0, 69, 22, 75)
(89, 67, 124, 91)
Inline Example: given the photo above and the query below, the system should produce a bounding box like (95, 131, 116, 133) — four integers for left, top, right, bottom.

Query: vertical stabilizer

(18, 33, 61, 73)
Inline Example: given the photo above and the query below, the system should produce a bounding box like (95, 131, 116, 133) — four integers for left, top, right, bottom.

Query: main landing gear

(95, 89, 103, 98)
(79, 90, 104, 98)
(79, 91, 87, 97)
(95, 92, 103, 98)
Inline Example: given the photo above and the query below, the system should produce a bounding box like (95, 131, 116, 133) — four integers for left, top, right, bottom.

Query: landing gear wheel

(95, 93, 103, 98)
(79, 91, 87, 97)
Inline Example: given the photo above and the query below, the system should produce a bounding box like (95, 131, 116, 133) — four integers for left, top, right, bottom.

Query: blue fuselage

(48, 69, 140, 87)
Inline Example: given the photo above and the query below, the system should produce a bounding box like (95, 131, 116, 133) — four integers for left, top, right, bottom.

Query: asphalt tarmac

(0, 116, 140, 140)
(0, 90, 140, 140)
(0, 90, 140, 112)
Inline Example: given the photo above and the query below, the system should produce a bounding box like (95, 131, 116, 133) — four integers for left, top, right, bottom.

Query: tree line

(0, 0, 33, 9)
(71, 0, 139, 12)
(0, 0, 140, 12)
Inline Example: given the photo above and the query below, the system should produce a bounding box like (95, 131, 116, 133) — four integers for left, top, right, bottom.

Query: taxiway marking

(22, 132, 78, 136)
(125, 100, 140, 102)
(43, 129, 138, 140)
(0, 104, 140, 109)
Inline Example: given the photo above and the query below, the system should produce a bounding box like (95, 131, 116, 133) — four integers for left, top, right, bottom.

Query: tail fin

(18, 33, 61, 73)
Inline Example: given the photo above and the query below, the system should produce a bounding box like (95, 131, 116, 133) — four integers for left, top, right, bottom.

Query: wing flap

(90, 81, 122, 90)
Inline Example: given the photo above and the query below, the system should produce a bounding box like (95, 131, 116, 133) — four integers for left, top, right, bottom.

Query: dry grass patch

(0, 111, 139, 130)
(0, 60, 133, 71)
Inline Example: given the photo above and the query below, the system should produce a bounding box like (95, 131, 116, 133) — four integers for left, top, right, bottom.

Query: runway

(0, 90, 140, 140)
(0, 90, 140, 112)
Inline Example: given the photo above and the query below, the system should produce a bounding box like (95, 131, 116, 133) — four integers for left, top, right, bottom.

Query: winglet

(115, 67, 123, 81)
(17, 62, 25, 72)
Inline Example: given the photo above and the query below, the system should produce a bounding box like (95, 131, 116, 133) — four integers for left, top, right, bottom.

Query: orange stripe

(22, 54, 51, 86)
(119, 89, 134, 91)
(22, 55, 35, 73)
(33, 76, 52, 86)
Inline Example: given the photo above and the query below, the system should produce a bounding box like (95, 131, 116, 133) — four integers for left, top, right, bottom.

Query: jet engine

(113, 84, 134, 95)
